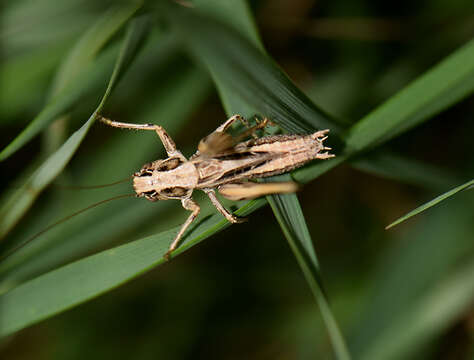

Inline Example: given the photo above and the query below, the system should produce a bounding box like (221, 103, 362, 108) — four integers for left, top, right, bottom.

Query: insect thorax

(133, 158, 197, 201)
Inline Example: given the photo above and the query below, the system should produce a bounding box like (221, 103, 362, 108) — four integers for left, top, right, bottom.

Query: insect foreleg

(165, 198, 201, 259)
(203, 189, 247, 224)
(100, 116, 184, 159)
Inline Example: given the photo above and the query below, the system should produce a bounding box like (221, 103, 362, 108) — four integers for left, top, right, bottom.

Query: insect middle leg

(99, 116, 184, 159)
(165, 198, 201, 259)
(203, 189, 247, 223)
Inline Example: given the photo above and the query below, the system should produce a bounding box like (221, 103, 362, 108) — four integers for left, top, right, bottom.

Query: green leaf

(344, 38, 474, 152)
(0, 18, 150, 240)
(0, 2, 142, 161)
(350, 192, 474, 358)
(175, 3, 351, 358)
(0, 66, 211, 288)
(294, 38, 474, 184)
(267, 185, 351, 360)
(50, 2, 143, 97)
(386, 178, 474, 229)
(161, 2, 341, 136)
(0, 199, 264, 337)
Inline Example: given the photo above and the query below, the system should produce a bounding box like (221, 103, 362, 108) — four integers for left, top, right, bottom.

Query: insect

(99, 115, 334, 258)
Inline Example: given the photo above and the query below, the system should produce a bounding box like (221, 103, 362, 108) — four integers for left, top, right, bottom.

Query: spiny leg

(100, 116, 184, 159)
(203, 189, 247, 223)
(165, 198, 201, 259)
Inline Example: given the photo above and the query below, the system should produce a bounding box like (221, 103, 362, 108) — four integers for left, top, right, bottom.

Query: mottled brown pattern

(100, 115, 334, 257)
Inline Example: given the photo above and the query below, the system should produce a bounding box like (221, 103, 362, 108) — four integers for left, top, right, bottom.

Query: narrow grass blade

(0, 2, 142, 161)
(350, 192, 474, 358)
(267, 187, 351, 360)
(0, 199, 265, 337)
(183, 3, 351, 358)
(0, 19, 150, 240)
(386, 178, 474, 229)
(161, 2, 341, 136)
(345, 38, 474, 152)
(50, 2, 143, 97)
(0, 67, 211, 288)
(294, 39, 474, 183)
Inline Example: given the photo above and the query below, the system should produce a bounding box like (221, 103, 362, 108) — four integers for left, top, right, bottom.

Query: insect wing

(198, 132, 237, 156)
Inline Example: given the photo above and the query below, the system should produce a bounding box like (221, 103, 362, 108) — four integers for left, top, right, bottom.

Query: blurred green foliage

(1, 0, 473, 359)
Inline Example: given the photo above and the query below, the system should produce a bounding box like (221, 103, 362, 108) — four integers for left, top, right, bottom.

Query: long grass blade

(160, 2, 342, 136)
(344, 38, 474, 152)
(267, 188, 351, 360)
(386, 178, 474, 229)
(0, 199, 264, 337)
(0, 66, 211, 290)
(0, 2, 142, 161)
(183, 2, 351, 358)
(0, 18, 150, 240)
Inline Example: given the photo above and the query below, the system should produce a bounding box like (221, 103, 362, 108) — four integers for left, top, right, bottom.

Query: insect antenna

(5, 177, 132, 191)
(53, 176, 132, 190)
(0, 193, 135, 262)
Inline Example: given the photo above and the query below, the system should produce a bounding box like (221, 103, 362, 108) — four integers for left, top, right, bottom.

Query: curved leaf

(185, 2, 351, 358)
(345, 38, 474, 152)
(0, 2, 142, 161)
(267, 186, 351, 360)
(0, 66, 211, 288)
(0, 199, 264, 337)
(161, 2, 342, 136)
(0, 18, 150, 240)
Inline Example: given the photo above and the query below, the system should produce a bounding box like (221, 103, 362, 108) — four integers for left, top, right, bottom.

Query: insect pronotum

(99, 114, 334, 258)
